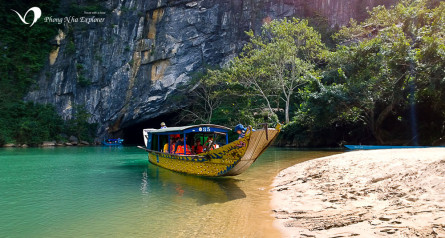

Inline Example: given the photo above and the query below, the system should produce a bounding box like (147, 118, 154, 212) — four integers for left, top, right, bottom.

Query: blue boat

(344, 145, 441, 150)
(103, 138, 124, 146)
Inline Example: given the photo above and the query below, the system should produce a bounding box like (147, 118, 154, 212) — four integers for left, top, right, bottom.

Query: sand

(271, 148, 445, 237)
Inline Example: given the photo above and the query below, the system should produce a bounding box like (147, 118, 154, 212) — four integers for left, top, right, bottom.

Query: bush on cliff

(0, 102, 62, 146)
(64, 105, 98, 143)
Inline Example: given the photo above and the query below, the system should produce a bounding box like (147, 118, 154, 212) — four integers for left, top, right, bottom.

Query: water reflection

(153, 170, 246, 205)
(140, 170, 149, 194)
(115, 159, 246, 205)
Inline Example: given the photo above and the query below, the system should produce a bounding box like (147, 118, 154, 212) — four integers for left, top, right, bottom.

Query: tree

(178, 69, 227, 124)
(324, 0, 445, 144)
(229, 18, 325, 124)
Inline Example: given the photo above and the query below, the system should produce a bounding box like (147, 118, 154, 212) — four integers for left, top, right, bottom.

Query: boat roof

(144, 124, 231, 135)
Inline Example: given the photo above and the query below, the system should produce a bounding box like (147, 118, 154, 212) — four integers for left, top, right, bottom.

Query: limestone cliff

(25, 0, 397, 139)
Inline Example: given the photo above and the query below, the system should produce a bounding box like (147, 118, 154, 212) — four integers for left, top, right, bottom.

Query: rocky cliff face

(26, 0, 397, 139)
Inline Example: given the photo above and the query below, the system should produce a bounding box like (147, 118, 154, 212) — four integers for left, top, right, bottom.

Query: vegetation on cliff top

(0, 0, 97, 146)
(181, 0, 445, 146)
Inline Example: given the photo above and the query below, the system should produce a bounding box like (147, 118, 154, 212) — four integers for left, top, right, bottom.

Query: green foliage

(307, 14, 339, 48)
(76, 63, 91, 87)
(0, 102, 63, 146)
(179, 66, 277, 128)
(15, 103, 64, 145)
(0, 0, 65, 146)
(243, 18, 326, 64)
(297, 0, 445, 145)
(179, 18, 324, 128)
(0, 1, 98, 146)
(76, 63, 84, 71)
(0, 0, 59, 102)
(77, 75, 91, 87)
(0, 101, 97, 146)
(229, 18, 325, 124)
(65, 105, 97, 142)
(66, 40, 76, 54)
(178, 68, 226, 124)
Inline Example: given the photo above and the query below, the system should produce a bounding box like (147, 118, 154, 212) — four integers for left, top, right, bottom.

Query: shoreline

(270, 148, 445, 237)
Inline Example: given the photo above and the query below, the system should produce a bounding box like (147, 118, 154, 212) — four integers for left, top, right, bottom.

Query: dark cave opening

(121, 112, 178, 145)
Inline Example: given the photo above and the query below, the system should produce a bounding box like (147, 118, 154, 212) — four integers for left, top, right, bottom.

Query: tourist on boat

(193, 139, 204, 154)
(204, 136, 212, 150)
(204, 136, 217, 151)
(163, 142, 169, 152)
(175, 144, 184, 154)
(186, 144, 193, 155)
(175, 143, 193, 155)
(160, 122, 167, 129)
(174, 136, 184, 154)
(170, 137, 177, 153)
(235, 124, 246, 139)
(175, 135, 193, 154)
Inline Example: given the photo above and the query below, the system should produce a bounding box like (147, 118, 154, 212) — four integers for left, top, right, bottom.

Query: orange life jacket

(176, 145, 192, 155)
(176, 145, 184, 154)
(185, 145, 192, 155)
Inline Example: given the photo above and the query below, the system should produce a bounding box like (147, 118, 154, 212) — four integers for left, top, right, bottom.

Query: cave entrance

(121, 113, 177, 145)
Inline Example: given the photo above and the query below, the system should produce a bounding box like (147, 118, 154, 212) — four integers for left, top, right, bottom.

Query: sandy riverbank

(271, 148, 445, 237)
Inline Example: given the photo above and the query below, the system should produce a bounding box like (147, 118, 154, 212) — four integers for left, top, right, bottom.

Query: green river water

(0, 146, 341, 238)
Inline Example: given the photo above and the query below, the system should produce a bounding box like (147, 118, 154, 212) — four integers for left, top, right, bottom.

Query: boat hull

(147, 134, 250, 176)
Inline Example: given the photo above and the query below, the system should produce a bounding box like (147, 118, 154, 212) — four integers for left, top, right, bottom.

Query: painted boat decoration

(344, 145, 444, 150)
(138, 124, 281, 177)
(103, 138, 124, 146)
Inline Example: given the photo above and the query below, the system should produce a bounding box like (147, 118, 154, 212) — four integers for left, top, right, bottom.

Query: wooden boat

(344, 145, 444, 150)
(138, 124, 281, 177)
(103, 138, 124, 146)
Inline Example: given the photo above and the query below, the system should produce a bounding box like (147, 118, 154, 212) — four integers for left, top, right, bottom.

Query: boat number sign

(198, 127, 211, 132)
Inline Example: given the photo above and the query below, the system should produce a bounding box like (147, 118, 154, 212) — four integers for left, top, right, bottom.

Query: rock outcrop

(25, 0, 397, 138)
